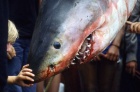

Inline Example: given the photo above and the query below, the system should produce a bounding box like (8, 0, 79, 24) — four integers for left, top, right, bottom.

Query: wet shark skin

(27, 0, 137, 83)
(84, 0, 137, 63)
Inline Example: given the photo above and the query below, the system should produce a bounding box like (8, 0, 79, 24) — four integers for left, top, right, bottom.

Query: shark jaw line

(71, 33, 94, 65)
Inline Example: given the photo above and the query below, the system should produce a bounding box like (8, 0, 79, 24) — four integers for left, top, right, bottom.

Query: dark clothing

(128, 0, 140, 71)
(120, 32, 137, 63)
(8, 38, 31, 76)
(0, 0, 8, 91)
(129, 0, 140, 91)
(8, 0, 39, 38)
(7, 38, 36, 92)
(137, 34, 140, 71)
(7, 0, 38, 92)
(120, 32, 137, 92)
(128, 0, 140, 23)
(120, 0, 140, 92)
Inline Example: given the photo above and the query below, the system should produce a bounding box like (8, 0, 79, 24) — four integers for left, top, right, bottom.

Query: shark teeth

(85, 50, 89, 53)
(83, 55, 86, 59)
(73, 33, 93, 64)
(76, 53, 79, 56)
(92, 36, 94, 40)
(87, 38, 90, 40)
(78, 52, 83, 55)
(87, 44, 91, 48)
(75, 56, 80, 60)
(71, 62, 76, 65)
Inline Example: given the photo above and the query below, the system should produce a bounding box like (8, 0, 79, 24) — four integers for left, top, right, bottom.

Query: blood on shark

(27, 0, 137, 83)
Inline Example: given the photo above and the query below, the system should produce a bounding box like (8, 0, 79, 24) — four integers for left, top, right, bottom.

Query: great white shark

(27, 0, 137, 83)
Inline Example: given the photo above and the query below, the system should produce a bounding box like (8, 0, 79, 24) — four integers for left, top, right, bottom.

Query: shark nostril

(53, 42, 61, 49)
(49, 64, 54, 69)
(49, 64, 55, 72)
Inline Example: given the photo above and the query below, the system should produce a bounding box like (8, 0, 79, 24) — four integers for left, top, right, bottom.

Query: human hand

(9, 64, 35, 87)
(126, 61, 137, 76)
(15, 64, 35, 87)
(100, 44, 120, 62)
(126, 21, 140, 34)
(7, 43, 16, 59)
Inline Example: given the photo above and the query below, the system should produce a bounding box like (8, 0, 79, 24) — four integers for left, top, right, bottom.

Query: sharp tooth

(87, 44, 91, 47)
(87, 38, 90, 40)
(85, 50, 89, 53)
(76, 53, 79, 56)
(79, 52, 83, 55)
(83, 55, 86, 59)
(92, 36, 94, 40)
(76, 56, 80, 59)
(71, 62, 76, 65)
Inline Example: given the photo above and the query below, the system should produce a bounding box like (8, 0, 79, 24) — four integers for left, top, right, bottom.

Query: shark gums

(27, 0, 137, 83)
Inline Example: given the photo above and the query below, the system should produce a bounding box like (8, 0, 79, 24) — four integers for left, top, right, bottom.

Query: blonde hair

(8, 20, 18, 44)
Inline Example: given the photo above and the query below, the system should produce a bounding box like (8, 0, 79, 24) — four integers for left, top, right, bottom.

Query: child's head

(8, 20, 18, 44)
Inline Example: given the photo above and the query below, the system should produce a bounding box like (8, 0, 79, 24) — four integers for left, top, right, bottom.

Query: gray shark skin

(27, 0, 137, 83)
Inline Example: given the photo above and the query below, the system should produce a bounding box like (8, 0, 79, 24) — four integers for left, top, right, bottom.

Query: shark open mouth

(71, 33, 94, 64)
(25, 0, 137, 83)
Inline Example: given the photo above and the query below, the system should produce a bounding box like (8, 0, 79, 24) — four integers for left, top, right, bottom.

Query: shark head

(27, 0, 136, 83)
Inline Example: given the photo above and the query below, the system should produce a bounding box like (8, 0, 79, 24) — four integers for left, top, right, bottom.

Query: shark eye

(53, 42, 61, 49)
